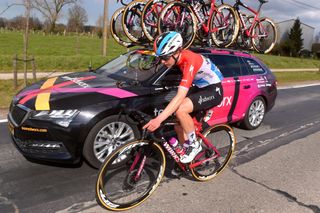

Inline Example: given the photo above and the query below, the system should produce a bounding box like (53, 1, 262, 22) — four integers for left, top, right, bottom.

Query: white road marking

(0, 119, 8, 123)
(278, 83, 320, 90)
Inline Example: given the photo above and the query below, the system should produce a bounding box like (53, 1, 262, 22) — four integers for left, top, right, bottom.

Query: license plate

(8, 121, 14, 135)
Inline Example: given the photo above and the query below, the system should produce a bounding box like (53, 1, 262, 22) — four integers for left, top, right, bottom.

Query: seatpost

(257, 1, 263, 13)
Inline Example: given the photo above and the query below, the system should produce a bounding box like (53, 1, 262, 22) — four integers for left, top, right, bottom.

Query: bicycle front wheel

(251, 17, 277, 54)
(110, 7, 134, 47)
(191, 124, 236, 181)
(210, 4, 239, 48)
(96, 140, 166, 211)
(122, 0, 147, 44)
(141, 0, 168, 42)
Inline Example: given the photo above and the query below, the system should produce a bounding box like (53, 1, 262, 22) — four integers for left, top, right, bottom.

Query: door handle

(243, 85, 251, 89)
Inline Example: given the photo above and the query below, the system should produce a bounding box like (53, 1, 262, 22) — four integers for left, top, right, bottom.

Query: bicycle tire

(141, 0, 168, 42)
(195, 3, 211, 44)
(191, 124, 236, 181)
(110, 7, 134, 48)
(158, 2, 197, 49)
(96, 140, 166, 211)
(251, 17, 277, 54)
(209, 4, 239, 48)
(236, 14, 254, 50)
(122, 0, 148, 44)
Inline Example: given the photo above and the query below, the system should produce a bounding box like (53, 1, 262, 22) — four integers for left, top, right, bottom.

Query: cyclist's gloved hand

(143, 118, 162, 132)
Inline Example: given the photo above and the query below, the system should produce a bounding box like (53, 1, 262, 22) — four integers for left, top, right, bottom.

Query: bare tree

(0, 3, 22, 16)
(32, 0, 78, 32)
(67, 4, 87, 32)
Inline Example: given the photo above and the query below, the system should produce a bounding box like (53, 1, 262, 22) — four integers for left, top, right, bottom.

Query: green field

(0, 30, 129, 72)
(0, 30, 320, 73)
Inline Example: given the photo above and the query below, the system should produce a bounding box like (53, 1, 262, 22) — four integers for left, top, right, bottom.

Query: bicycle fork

(129, 149, 145, 181)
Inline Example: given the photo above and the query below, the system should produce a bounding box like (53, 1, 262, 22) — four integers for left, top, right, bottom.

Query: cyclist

(143, 31, 224, 163)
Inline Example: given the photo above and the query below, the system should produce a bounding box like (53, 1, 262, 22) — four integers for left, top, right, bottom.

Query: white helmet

(154, 31, 183, 57)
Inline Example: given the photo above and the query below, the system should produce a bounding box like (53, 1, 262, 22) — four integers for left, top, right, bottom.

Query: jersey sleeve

(179, 63, 195, 90)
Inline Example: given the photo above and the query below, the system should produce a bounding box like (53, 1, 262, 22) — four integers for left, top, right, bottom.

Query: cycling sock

(183, 140, 190, 149)
(187, 131, 196, 144)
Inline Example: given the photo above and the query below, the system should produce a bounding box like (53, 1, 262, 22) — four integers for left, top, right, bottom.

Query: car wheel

(241, 96, 266, 130)
(83, 115, 140, 168)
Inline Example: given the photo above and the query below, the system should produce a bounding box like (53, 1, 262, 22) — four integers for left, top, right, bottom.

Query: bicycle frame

(129, 116, 222, 181)
(234, 0, 268, 38)
(191, 0, 234, 35)
(145, 0, 167, 27)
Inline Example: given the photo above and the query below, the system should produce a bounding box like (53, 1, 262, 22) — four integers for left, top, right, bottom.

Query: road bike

(96, 108, 236, 210)
(232, 0, 277, 53)
(158, 0, 239, 49)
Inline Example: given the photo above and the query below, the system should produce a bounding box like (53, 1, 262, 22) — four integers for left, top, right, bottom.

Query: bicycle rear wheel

(191, 124, 236, 181)
(251, 17, 277, 54)
(96, 140, 166, 211)
(158, 2, 197, 49)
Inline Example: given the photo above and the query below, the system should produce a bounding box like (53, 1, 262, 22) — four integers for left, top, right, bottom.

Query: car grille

(10, 105, 29, 126)
(12, 137, 69, 155)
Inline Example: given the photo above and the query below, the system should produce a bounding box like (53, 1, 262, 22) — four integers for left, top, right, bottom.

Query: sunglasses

(159, 55, 172, 61)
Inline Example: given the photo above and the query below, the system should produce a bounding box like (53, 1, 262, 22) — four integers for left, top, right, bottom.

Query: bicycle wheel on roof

(122, 0, 148, 44)
(111, 7, 134, 47)
(251, 17, 277, 54)
(158, 2, 197, 49)
(210, 4, 239, 48)
(141, 0, 169, 42)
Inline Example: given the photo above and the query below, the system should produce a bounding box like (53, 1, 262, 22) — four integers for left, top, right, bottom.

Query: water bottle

(168, 137, 185, 156)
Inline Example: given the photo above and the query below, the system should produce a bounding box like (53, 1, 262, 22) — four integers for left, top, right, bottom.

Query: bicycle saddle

(258, 0, 268, 4)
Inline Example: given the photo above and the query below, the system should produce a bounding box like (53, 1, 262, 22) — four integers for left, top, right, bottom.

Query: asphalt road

(0, 85, 320, 213)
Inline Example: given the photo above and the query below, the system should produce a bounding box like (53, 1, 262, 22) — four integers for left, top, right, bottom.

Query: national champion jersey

(177, 50, 224, 90)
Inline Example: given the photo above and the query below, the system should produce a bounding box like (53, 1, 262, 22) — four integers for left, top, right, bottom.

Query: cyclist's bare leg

(175, 97, 195, 140)
(174, 124, 187, 145)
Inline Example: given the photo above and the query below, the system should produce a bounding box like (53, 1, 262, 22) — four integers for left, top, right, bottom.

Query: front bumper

(7, 105, 83, 164)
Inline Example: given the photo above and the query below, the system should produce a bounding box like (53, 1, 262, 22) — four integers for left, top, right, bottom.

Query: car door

(207, 54, 254, 125)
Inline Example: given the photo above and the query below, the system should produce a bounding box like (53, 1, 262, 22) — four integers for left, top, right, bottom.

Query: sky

(0, 0, 320, 36)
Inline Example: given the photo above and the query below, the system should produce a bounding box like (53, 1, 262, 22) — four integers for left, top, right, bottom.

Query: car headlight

(30, 110, 79, 127)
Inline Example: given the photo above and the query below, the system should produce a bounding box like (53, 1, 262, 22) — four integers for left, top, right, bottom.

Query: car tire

(240, 96, 266, 130)
(83, 115, 140, 169)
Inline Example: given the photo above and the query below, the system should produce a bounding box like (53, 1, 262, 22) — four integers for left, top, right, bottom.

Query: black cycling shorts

(187, 83, 223, 112)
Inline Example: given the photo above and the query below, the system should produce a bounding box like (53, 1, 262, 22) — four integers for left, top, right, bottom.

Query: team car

(7, 48, 277, 168)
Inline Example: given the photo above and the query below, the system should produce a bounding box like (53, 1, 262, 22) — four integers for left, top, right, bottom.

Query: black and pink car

(8, 48, 277, 168)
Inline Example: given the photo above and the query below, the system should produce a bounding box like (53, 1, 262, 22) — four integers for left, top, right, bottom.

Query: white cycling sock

(187, 131, 196, 145)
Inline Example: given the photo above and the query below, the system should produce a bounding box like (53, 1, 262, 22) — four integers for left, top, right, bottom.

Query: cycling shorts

(187, 83, 223, 112)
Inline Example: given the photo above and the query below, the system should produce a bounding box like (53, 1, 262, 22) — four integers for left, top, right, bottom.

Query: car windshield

(94, 50, 163, 83)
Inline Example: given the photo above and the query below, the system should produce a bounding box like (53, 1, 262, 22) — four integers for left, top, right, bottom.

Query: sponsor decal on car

(21, 126, 48, 133)
(16, 76, 137, 110)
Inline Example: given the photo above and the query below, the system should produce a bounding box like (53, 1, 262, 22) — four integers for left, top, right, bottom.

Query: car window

(243, 58, 266, 74)
(238, 58, 251, 76)
(94, 51, 163, 83)
(205, 54, 242, 78)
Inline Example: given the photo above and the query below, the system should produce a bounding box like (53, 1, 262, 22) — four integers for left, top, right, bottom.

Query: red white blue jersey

(177, 50, 223, 90)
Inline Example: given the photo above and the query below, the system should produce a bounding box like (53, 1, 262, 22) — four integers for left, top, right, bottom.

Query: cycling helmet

(154, 31, 183, 57)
